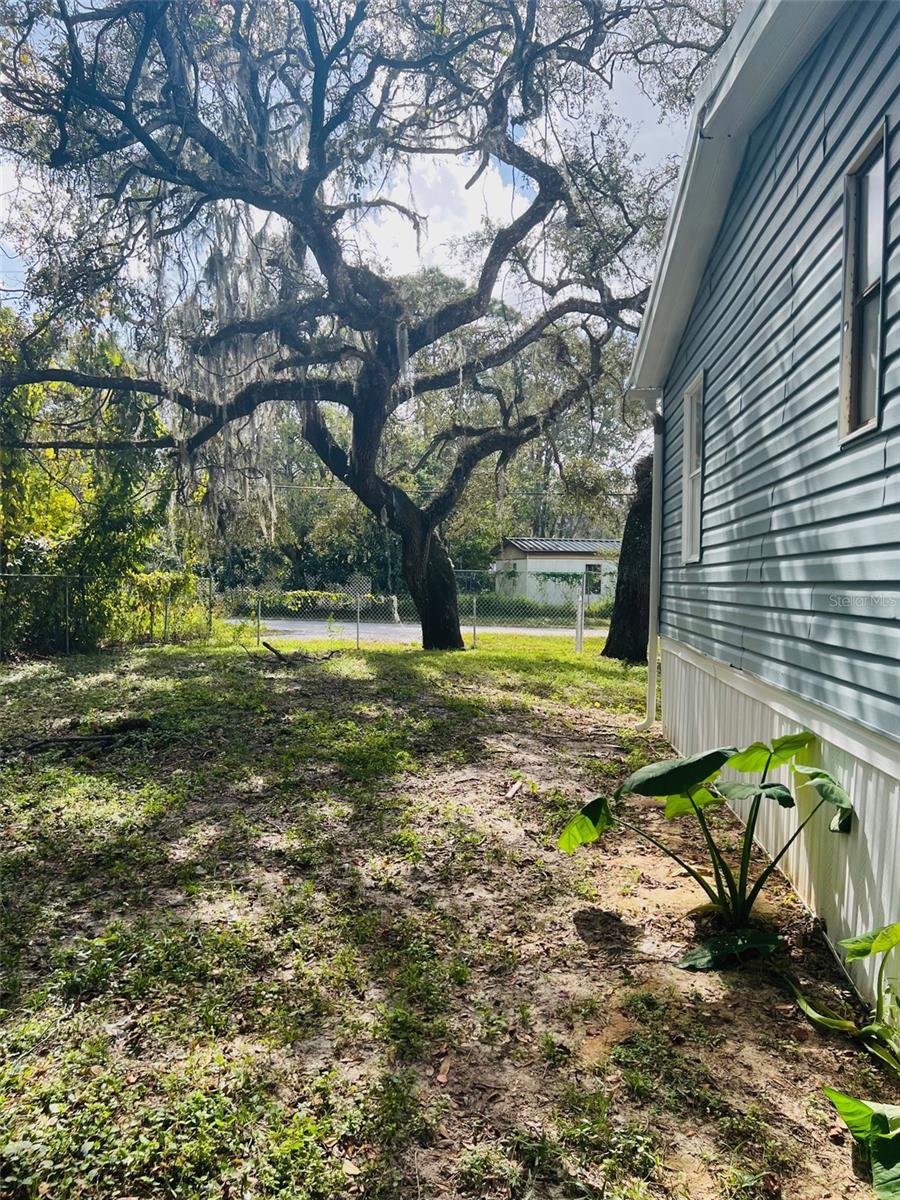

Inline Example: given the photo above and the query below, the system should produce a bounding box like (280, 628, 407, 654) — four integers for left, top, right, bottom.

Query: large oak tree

(0, 0, 730, 647)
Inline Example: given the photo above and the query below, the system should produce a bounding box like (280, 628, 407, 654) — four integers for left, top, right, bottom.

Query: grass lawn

(0, 635, 886, 1199)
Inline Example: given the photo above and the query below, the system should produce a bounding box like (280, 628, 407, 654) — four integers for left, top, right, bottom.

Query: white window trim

(838, 120, 888, 445)
(681, 370, 704, 564)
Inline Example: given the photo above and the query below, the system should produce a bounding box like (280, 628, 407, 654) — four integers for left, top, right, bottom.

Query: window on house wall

(681, 371, 704, 564)
(840, 125, 887, 439)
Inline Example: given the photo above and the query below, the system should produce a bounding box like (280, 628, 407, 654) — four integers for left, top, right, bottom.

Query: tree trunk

(602, 453, 653, 664)
(400, 524, 465, 650)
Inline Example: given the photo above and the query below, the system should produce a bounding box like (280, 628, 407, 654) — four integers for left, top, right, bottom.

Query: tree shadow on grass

(1, 643, 575, 1195)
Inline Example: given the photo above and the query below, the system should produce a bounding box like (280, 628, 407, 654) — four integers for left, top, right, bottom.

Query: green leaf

(663, 786, 724, 819)
(580, 795, 615, 834)
(824, 1088, 890, 1140)
(839, 923, 900, 962)
(830, 806, 853, 833)
(824, 1089, 900, 1199)
(717, 782, 760, 804)
(863, 1039, 900, 1076)
(615, 747, 737, 800)
(785, 978, 859, 1033)
(871, 1121, 900, 1200)
(677, 929, 783, 971)
(557, 815, 597, 855)
(760, 782, 795, 808)
(792, 765, 852, 810)
(726, 742, 773, 772)
(556, 796, 614, 854)
(770, 731, 816, 765)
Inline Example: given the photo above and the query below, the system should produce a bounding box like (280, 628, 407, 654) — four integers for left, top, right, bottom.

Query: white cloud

(350, 152, 525, 284)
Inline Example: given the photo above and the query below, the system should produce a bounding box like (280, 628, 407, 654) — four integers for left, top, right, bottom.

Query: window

(681, 371, 704, 563)
(840, 125, 887, 439)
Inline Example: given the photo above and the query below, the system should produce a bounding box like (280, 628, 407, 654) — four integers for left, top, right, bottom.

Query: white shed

(491, 537, 621, 604)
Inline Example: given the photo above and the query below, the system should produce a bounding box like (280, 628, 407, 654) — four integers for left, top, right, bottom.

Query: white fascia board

(629, 0, 847, 395)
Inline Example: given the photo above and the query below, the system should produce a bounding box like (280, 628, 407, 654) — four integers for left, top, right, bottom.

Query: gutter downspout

(633, 390, 663, 731)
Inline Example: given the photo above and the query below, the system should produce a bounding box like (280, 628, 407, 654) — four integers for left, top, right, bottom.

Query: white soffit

(629, 0, 847, 393)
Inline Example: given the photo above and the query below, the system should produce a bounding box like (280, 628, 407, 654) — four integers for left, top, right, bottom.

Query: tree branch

(407, 295, 644, 397)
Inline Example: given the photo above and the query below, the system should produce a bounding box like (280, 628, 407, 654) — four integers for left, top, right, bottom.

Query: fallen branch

(261, 641, 340, 664)
(23, 716, 152, 754)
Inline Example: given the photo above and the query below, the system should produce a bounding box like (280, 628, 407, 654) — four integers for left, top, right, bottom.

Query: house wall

(660, 0, 900, 743)
(658, 1, 900, 993)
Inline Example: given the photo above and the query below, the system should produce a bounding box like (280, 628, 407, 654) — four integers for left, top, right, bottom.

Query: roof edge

(629, 0, 847, 393)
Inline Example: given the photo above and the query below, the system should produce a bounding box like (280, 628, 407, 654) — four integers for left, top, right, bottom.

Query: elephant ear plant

(792, 922, 900, 1198)
(791, 921, 900, 1073)
(557, 732, 853, 968)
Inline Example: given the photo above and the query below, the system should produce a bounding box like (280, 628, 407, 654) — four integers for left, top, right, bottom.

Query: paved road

(256, 618, 598, 644)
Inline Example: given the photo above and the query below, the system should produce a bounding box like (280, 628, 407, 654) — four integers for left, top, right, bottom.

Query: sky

(355, 74, 686, 287)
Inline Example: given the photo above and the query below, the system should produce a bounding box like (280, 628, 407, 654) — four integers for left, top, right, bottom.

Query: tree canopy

(0, 0, 732, 646)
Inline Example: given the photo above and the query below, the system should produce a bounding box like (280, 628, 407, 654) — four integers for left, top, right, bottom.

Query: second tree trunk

(401, 526, 465, 651)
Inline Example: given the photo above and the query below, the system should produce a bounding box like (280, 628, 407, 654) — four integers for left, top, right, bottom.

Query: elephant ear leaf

(557, 795, 614, 855)
(839, 923, 900, 962)
(824, 1089, 900, 1199)
(663, 786, 723, 819)
(728, 732, 815, 773)
(677, 929, 783, 971)
(727, 742, 773, 772)
(792, 766, 852, 811)
(615, 747, 736, 799)
(869, 1115, 900, 1200)
(760, 783, 795, 809)
(717, 782, 759, 804)
(824, 1089, 884, 1139)
(770, 731, 816, 765)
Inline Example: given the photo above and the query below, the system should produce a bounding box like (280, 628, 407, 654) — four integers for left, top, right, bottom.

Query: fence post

(163, 590, 171, 643)
(575, 587, 584, 654)
(256, 594, 261, 646)
(472, 593, 477, 649)
(64, 576, 70, 655)
(356, 595, 361, 649)
(207, 574, 214, 638)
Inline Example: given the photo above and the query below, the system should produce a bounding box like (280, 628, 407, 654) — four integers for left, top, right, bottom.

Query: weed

(455, 1145, 523, 1195)
(539, 1031, 572, 1067)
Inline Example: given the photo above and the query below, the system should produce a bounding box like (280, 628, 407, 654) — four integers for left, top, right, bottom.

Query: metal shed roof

(495, 537, 621, 555)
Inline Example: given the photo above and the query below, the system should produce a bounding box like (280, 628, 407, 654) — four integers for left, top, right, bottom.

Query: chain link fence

(0, 572, 215, 660)
(0, 563, 616, 658)
(218, 565, 615, 648)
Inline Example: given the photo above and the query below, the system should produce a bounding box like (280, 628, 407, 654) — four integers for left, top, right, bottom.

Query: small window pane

(693, 399, 703, 469)
(690, 473, 701, 558)
(858, 152, 884, 292)
(855, 292, 880, 426)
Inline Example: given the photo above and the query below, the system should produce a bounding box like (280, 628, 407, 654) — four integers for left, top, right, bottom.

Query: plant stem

(737, 791, 763, 921)
(736, 753, 773, 921)
(744, 798, 825, 913)
(760, 753, 773, 786)
(875, 948, 891, 1025)
(691, 797, 738, 916)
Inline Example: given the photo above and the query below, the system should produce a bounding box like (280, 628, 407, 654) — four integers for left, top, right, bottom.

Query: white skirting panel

(660, 637, 900, 1002)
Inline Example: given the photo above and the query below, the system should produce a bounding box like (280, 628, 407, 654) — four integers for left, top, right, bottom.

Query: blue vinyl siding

(660, 0, 900, 741)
